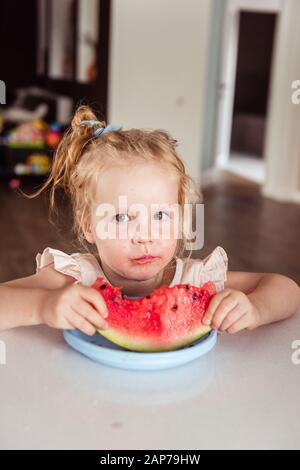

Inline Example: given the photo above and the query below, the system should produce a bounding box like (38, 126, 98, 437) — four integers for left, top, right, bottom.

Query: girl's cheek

(159, 240, 177, 258)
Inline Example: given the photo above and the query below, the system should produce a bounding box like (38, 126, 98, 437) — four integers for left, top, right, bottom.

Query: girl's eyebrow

(151, 203, 179, 211)
(118, 205, 175, 213)
(99, 201, 178, 213)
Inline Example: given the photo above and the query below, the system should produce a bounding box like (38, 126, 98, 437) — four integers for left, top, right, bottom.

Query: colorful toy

(31, 120, 48, 132)
(9, 178, 21, 189)
(13, 153, 50, 176)
(4, 118, 62, 150)
(45, 123, 62, 148)
(14, 163, 33, 175)
(27, 153, 50, 175)
(8, 120, 47, 148)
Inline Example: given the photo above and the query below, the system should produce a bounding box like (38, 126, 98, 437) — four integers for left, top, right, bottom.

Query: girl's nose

(132, 235, 153, 245)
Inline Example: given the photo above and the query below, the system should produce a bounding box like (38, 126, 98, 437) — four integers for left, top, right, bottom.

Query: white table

(1, 309, 299, 450)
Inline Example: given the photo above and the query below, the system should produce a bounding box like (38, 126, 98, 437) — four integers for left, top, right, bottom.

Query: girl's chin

(126, 263, 161, 279)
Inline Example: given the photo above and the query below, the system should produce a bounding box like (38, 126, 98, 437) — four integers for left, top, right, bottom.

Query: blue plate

(63, 329, 217, 371)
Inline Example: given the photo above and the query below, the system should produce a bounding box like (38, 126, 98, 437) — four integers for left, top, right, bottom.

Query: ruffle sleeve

(35, 247, 102, 286)
(197, 246, 228, 292)
(177, 246, 228, 292)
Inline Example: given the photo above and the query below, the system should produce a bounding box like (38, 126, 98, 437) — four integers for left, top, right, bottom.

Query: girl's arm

(0, 285, 48, 330)
(226, 271, 300, 325)
(0, 264, 76, 330)
(203, 271, 300, 333)
(0, 265, 108, 333)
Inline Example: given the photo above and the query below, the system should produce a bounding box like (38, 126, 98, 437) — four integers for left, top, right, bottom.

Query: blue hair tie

(79, 120, 122, 137)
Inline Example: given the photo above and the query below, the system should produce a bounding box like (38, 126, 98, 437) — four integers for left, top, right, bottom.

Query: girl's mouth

(131, 255, 157, 264)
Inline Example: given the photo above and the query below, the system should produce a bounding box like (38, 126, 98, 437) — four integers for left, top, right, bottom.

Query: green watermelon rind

(96, 324, 212, 352)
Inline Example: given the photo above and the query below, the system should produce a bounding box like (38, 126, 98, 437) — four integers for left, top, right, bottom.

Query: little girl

(0, 106, 299, 335)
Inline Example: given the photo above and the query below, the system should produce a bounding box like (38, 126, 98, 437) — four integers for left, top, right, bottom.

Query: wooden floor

(200, 172, 300, 284)
(0, 173, 299, 284)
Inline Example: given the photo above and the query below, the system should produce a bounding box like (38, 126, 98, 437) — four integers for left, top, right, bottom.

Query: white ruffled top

(35, 246, 228, 292)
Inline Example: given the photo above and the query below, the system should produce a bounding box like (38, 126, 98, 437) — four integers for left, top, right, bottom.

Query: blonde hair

(22, 105, 202, 261)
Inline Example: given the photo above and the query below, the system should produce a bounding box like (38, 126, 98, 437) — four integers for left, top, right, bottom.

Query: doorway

(215, 0, 281, 184)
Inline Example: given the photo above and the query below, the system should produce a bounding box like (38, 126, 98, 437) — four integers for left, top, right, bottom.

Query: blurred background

(0, 0, 299, 283)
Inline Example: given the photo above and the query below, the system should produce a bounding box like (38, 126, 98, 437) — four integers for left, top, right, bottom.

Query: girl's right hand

(40, 283, 109, 335)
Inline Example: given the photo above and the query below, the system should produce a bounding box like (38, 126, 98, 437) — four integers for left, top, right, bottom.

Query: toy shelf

(0, 143, 54, 178)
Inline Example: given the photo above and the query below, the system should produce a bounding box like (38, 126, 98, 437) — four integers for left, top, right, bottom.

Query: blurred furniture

(2, 87, 73, 125)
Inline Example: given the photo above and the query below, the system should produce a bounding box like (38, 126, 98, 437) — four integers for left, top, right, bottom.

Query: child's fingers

(210, 297, 239, 329)
(68, 311, 97, 336)
(226, 314, 249, 334)
(79, 286, 109, 318)
(55, 317, 76, 330)
(203, 290, 231, 325)
(74, 299, 108, 330)
(62, 319, 76, 330)
(219, 307, 246, 331)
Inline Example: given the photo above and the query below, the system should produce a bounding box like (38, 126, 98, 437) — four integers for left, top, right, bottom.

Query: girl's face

(88, 162, 180, 287)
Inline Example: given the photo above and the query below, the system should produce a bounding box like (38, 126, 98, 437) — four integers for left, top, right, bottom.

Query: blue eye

(153, 211, 169, 221)
(114, 213, 129, 223)
(113, 211, 169, 223)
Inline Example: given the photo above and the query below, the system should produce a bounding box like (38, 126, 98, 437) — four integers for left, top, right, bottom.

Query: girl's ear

(81, 218, 95, 244)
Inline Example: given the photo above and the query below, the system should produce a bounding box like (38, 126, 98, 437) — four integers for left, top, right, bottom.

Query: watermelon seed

(172, 304, 178, 310)
(100, 284, 107, 290)
(192, 293, 198, 300)
(146, 295, 151, 299)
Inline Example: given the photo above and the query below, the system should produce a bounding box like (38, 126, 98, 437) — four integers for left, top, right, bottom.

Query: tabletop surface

(1, 309, 299, 450)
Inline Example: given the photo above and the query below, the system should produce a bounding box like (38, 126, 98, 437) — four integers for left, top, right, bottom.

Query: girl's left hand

(202, 288, 260, 334)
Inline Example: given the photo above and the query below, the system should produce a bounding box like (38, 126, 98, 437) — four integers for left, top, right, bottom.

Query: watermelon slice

(92, 277, 216, 352)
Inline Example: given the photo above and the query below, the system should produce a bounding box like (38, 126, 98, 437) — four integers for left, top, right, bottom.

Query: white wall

(107, 0, 212, 180)
(263, 0, 300, 203)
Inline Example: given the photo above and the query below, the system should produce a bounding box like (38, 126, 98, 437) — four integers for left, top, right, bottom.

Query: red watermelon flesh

(92, 277, 216, 352)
